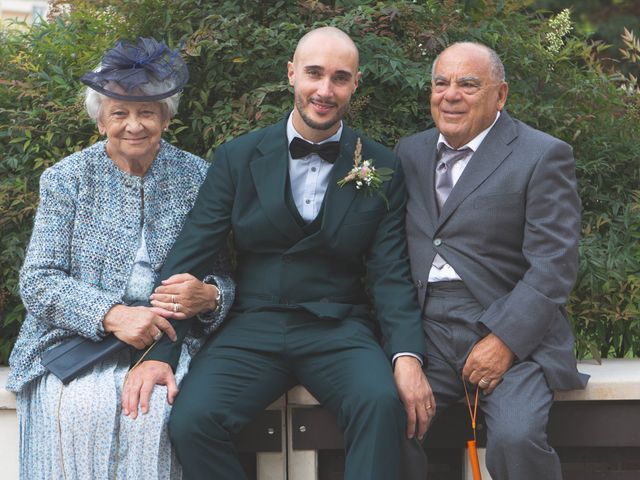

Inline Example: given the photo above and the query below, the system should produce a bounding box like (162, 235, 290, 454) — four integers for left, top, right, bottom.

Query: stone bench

(0, 368, 19, 480)
(284, 359, 640, 480)
(2, 360, 640, 479)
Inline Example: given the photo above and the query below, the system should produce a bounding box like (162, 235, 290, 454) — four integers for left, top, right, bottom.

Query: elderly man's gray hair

(431, 42, 506, 83)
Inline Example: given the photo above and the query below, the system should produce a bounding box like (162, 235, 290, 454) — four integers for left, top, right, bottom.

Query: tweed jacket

(8, 140, 234, 392)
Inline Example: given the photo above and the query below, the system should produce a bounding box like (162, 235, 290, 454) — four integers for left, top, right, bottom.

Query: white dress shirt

(286, 113, 341, 222)
(428, 112, 501, 282)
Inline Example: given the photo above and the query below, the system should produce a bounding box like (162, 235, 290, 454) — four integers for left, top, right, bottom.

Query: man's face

(430, 44, 508, 148)
(288, 34, 361, 142)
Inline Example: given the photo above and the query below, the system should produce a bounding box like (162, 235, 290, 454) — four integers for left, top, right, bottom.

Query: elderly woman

(7, 38, 233, 479)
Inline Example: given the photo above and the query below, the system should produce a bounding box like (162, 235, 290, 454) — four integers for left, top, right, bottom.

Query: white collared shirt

(286, 113, 342, 222)
(428, 112, 501, 282)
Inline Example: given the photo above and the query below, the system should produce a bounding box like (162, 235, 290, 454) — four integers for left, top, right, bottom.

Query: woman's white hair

(84, 72, 181, 123)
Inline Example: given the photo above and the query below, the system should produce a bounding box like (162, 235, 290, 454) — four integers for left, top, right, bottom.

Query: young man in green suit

(122, 27, 433, 479)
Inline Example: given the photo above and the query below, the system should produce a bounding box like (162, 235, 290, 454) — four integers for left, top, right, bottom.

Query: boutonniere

(337, 138, 393, 206)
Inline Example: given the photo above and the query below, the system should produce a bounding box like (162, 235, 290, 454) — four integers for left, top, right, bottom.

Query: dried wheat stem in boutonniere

(337, 137, 393, 207)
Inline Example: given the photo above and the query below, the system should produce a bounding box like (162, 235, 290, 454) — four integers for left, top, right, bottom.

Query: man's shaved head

(293, 26, 359, 68)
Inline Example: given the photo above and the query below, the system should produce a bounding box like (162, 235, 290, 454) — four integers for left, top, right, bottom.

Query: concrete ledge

(2, 359, 639, 480)
(288, 384, 321, 406)
(5, 360, 637, 405)
(287, 359, 640, 406)
(286, 359, 640, 480)
(554, 359, 640, 401)
(0, 367, 19, 480)
(0, 367, 16, 409)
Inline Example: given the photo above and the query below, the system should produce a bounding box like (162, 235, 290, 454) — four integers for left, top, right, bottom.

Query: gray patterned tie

(433, 144, 472, 269)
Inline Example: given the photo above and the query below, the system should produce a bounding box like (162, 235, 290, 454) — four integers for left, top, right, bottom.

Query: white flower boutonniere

(337, 137, 393, 206)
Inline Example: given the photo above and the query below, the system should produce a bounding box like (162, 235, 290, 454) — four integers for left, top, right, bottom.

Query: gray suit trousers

(408, 282, 562, 480)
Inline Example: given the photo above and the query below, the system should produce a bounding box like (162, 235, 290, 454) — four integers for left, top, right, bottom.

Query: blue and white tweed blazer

(8, 139, 234, 391)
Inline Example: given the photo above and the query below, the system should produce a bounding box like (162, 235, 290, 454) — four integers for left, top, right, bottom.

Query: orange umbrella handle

(467, 440, 483, 480)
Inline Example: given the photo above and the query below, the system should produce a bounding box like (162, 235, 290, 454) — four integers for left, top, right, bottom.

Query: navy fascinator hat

(81, 37, 189, 101)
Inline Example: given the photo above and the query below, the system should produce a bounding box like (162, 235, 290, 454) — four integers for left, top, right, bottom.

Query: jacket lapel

(419, 131, 440, 230)
(437, 112, 516, 227)
(249, 121, 306, 243)
(287, 125, 359, 254)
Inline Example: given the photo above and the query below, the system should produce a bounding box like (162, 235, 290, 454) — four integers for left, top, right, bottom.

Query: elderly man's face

(98, 98, 168, 168)
(287, 33, 361, 143)
(430, 44, 508, 148)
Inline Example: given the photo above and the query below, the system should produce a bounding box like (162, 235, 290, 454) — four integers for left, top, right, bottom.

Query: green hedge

(1, 0, 638, 363)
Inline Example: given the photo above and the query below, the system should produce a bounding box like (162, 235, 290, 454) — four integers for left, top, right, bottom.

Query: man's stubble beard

(295, 94, 350, 132)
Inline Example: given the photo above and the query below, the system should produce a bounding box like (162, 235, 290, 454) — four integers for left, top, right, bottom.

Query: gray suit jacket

(396, 111, 588, 390)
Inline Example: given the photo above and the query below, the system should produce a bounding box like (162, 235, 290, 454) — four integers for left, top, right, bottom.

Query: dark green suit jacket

(148, 119, 425, 368)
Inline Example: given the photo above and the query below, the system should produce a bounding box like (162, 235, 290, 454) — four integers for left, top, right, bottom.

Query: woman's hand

(149, 273, 219, 320)
(102, 305, 177, 349)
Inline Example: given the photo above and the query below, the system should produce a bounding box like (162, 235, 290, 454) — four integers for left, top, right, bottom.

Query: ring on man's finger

(172, 302, 180, 313)
(153, 331, 163, 342)
(425, 404, 432, 410)
(479, 378, 490, 385)
(171, 294, 176, 304)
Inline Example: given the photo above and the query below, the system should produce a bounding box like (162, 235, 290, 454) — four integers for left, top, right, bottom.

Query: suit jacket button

(416, 280, 424, 289)
(433, 238, 442, 246)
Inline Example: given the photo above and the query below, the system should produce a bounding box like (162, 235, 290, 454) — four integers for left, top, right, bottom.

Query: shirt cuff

(392, 352, 424, 366)
(197, 274, 235, 331)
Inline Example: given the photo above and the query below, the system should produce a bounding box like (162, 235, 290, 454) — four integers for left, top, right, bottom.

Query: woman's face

(98, 98, 168, 170)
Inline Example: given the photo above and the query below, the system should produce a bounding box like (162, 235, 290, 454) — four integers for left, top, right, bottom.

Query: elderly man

(396, 42, 589, 479)
(123, 27, 432, 479)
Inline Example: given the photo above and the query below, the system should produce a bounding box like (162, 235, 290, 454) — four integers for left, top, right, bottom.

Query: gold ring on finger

(172, 302, 180, 313)
(153, 331, 163, 342)
(479, 378, 490, 385)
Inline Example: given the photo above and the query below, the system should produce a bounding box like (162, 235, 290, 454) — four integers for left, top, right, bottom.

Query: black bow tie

(289, 137, 340, 164)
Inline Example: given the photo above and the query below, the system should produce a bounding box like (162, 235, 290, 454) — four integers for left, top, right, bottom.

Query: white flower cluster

(351, 160, 376, 189)
(545, 9, 572, 54)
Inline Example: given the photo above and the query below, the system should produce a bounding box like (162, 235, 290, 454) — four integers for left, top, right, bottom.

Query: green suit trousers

(169, 309, 406, 480)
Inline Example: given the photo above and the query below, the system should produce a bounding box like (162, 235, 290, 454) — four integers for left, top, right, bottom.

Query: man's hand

(122, 360, 178, 419)
(462, 333, 514, 394)
(393, 356, 435, 440)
